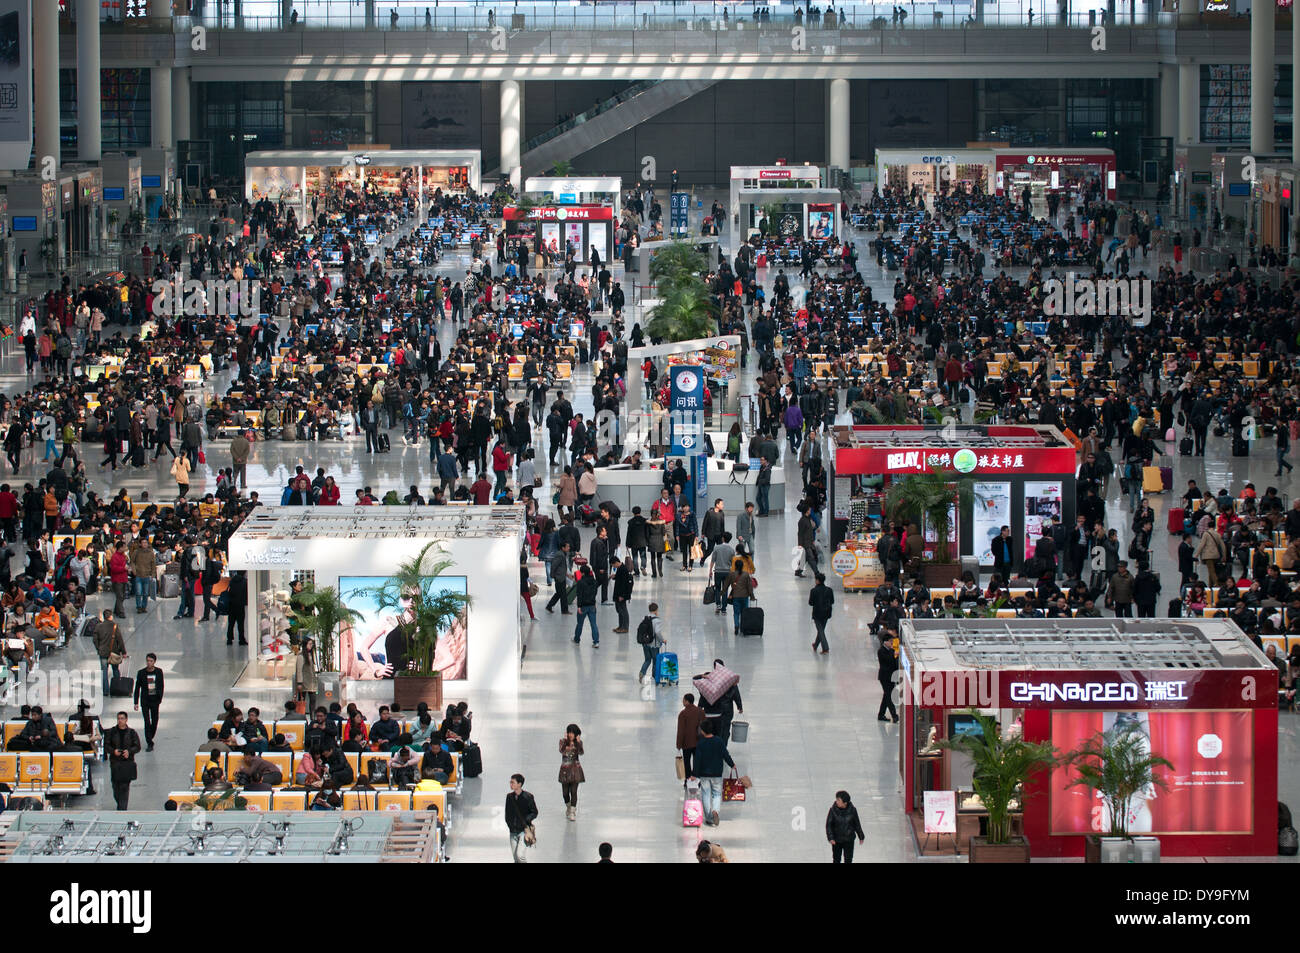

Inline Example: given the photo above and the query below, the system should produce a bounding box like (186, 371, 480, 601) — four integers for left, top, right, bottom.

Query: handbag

(107, 651, 124, 666)
(523, 823, 537, 846)
(722, 769, 747, 802)
(528, 583, 539, 598)
(197, 449, 206, 464)
(675, 755, 685, 780)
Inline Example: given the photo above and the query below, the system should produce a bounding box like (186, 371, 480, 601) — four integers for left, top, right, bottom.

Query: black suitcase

(740, 606, 764, 635)
(376, 432, 390, 452)
(131, 444, 145, 467)
(1232, 436, 1249, 457)
(1178, 437, 1193, 456)
(109, 675, 134, 697)
(460, 741, 482, 778)
(1167, 598, 1184, 618)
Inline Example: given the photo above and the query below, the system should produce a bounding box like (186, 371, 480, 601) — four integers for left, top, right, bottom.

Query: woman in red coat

(318, 476, 341, 506)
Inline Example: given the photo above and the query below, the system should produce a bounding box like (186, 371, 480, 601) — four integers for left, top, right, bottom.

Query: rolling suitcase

(460, 741, 482, 778)
(1179, 437, 1193, 456)
(376, 432, 390, 452)
(1160, 466, 1173, 490)
(1167, 598, 1184, 618)
(131, 444, 145, 467)
(1167, 507, 1184, 533)
(1142, 466, 1163, 493)
(740, 606, 764, 636)
(683, 778, 704, 827)
(161, 573, 180, 598)
(109, 676, 134, 698)
(654, 651, 678, 685)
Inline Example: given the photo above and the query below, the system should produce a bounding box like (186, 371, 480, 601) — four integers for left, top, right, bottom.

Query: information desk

(591, 457, 784, 515)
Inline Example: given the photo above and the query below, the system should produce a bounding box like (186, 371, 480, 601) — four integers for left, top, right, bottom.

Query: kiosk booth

(523, 176, 622, 223)
(994, 148, 1117, 203)
(226, 507, 524, 699)
(900, 617, 1277, 858)
(727, 164, 823, 245)
(100, 155, 143, 225)
(502, 204, 615, 265)
(244, 149, 482, 218)
(828, 424, 1077, 581)
(874, 149, 995, 196)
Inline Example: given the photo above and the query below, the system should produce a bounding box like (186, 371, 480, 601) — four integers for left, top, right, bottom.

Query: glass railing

(67, 1, 1216, 32)
(522, 79, 660, 154)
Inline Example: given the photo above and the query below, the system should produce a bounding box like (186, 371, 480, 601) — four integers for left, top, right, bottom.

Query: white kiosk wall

(227, 508, 523, 696)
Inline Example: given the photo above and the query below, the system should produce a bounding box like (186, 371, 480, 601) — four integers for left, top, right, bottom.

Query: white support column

(281, 0, 293, 27)
(1251, 0, 1275, 155)
(1294, 16, 1300, 160)
(33, 0, 59, 172)
(76, 0, 101, 162)
(152, 66, 173, 150)
(500, 79, 522, 190)
(1178, 61, 1198, 145)
(1177, 0, 1198, 27)
(828, 77, 850, 172)
(172, 68, 192, 144)
(1158, 64, 1178, 140)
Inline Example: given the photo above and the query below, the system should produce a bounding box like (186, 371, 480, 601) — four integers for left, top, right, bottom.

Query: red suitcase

(1160, 466, 1173, 490)
(1167, 507, 1184, 533)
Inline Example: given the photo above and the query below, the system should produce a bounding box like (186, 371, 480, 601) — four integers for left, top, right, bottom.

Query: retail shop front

(502, 203, 615, 265)
(827, 424, 1077, 590)
(727, 164, 823, 243)
(899, 618, 1277, 858)
(874, 149, 995, 196)
(994, 148, 1117, 203)
(226, 507, 524, 702)
(244, 149, 482, 219)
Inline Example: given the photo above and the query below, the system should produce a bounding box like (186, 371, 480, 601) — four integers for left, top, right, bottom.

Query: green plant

(936, 712, 1057, 845)
(646, 281, 716, 343)
(292, 582, 362, 673)
(550, 159, 574, 177)
(349, 542, 471, 678)
(883, 468, 974, 563)
(1064, 720, 1173, 838)
(648, 240, 710, 296)
(195, 788, 248, 811)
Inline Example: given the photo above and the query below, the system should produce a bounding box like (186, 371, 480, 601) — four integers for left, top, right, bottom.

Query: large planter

(919, 561, 961, 588)
(393, 672, 443, 711)
(968, 836, 1031, 863)
(1099, 836, 1133, 863)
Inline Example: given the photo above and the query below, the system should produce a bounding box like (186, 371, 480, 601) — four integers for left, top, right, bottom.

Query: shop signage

(838, 445, 1077, 476)
(503, 205, 613, 222)
(831, 549, 858, 576)
(923, 791, 957, 835)
(1003, 154, 1111, 167)
(234, 545, 297, 565)
(758, 169, 793, 180)
(992, 670, 1275, 710)
(669, 366, 703, 411)
(921, 155, 957, 165)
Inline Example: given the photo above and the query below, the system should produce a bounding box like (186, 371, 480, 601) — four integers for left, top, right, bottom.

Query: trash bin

(730, 720, 749, 743)
(317, 672, 341, 707)
(1132, 836, 1161, 863)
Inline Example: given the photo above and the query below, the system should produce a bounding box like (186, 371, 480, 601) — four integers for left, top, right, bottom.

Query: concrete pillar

(1294, 13, 1300, 161)
(1178, 61, 1198, 145)
(152, 67, 173, 150)
(365, 0, 376, 28)
(172, 68, 192, 144)
(1250, 0, 1275, 155)
(1177, 0, 1198, 27)
(282, 0, 293, 27)
(500, 79, 522, 190)
(33, 0, 59, 172)
(76, 0, 101, 163)
(1158, 64, 1178, 140)
(828, 77, 850, 172)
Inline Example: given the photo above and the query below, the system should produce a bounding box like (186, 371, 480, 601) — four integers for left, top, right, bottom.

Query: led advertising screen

(971, 481, 1010, 567)
(807, 204, 835, 240)
(1023, 480, 1062, 559)
(1049, 710, 1254, 835)
(339, 575, 468, 681)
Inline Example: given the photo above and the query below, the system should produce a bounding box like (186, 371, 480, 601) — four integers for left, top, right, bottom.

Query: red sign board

(502, 205, 613, 222)
(835, 445, 1077, 476)
(758, 169, 793, 180)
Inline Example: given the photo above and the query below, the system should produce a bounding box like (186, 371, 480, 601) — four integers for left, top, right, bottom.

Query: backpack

(636, 615, 656, 645)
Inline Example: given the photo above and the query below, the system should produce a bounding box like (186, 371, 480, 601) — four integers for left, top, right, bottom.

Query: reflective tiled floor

(5, 211, 1299, 862)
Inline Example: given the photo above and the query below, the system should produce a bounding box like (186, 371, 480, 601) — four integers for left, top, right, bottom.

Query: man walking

(505, 773, 538, 863)
(612, 556, 634, 632)
(877, 633, 899, 722)
(826, 791, 866, 863)
(735, 501, 756, 554)
(796, 504, 818, 577)
(105, 711, 141, 810)
(636, 603, 664, 682)
(572, 565, 599, 647)
(229, 430, 251, 489)
(675, 691, 705, 777)
(809, 572, 834, 654)
(132, 653, 165, 751)
(692, 720, 735, 827)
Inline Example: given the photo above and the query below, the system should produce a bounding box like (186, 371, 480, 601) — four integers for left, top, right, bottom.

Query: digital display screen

(12, 216, 36, 231)
(1049, 710, 1254, 835)
(103, 187, 125, 202)
(141, 174, 162, 189)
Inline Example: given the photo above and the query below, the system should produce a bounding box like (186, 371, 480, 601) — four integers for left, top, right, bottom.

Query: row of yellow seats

(193, 749, 460, 790)
(0, 751, 89, 795)
(210, 719, 437, 752)
(168, 787, 446, 816)
(2, 720, 101, 751)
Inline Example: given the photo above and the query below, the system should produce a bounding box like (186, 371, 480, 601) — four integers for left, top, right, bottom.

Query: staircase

(493, 79, 717, 180)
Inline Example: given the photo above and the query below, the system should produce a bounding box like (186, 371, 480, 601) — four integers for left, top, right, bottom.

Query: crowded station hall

(0, 0, 1297, 887)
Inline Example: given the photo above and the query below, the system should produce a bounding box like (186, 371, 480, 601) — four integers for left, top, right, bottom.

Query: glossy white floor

(5, 213, 1299, 863)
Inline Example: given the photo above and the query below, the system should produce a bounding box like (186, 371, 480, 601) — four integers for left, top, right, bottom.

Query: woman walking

(170, 451, 191, 498)
(558, 723, 585, 821)
(520, 560, 536, 620)
(294, 637, 318, 713)
(555, 466, 577, 520)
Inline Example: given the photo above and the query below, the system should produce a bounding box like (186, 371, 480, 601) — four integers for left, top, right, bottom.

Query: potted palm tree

(349, 542, 471, 711)
(291, 581, 362, 693)
(1065, 719, 1172, 863)
(884, 468, 974, 585)
(937, 711, 1057, 862)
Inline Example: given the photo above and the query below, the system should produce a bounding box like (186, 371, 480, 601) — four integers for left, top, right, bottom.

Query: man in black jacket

(132, 653, 165, 751)
(877, 635, 899, 722)
(809, 572, 835, 654)
(573, 567, 600, 647)
(225, 570, 248, 645)
(505, 773, 539, 863)
(105, 711, 142, 810)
